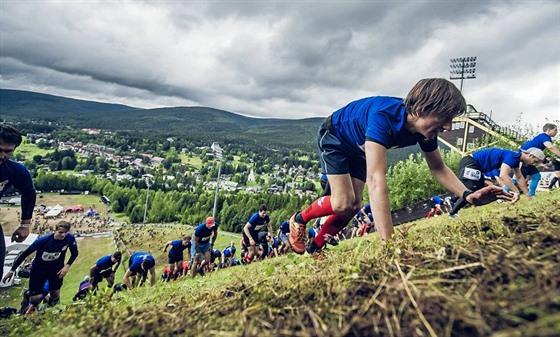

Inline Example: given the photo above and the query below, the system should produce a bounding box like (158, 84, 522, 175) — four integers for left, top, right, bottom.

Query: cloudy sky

(1, 0, 558, 131)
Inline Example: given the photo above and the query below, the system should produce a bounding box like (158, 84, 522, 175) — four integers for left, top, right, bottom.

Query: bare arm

(365, 141, 393, 241)
(211, 230, 218, 246)
(163, 241, 171, 252)
(89, 264, 99, 278)
(512, 167, 531, 199)
(243, 223, 254, 244)
(123, 269, 133, 289)
(499, 164, 519, 193)
(149, 267, 156, 286)
(544, 141, 560, 157)
(424, 150, 468, 196)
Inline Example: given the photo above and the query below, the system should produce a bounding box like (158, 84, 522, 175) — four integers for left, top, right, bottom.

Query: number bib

(462, 167, 482, 181)
(41, 251, 61, 262)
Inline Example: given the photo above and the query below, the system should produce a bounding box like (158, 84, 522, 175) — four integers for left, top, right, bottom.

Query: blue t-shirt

(431, 196, 444, 205)
(194, 223, 219, 243)
(472, 148, 521, 172)
(0, 159, 36, 220)
(22, 233, 78, 270)
(247, 212, 270, 232)
(279, 221, 290, 234)
(129, 252, 155, 273)
(95, 254, 115, 271)
(222, 246, 236, 257)
(330, 96, 438, 154)
(169, 239, 191, 257)
(210, 249, 221, 261)
(484, 169, 501, 179)
(521, 133, 552, 151)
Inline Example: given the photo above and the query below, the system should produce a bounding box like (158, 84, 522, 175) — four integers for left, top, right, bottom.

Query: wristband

(19, 223, 30, 228)
(462, 189, 474, 204)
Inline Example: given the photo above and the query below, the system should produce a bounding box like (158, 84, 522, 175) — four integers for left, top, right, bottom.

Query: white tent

(44, 204, 64, 218)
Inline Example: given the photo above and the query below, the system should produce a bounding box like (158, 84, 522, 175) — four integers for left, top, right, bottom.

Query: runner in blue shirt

(289, 79, 512, 255)
(220, 241, 237, 268)
(0, 124, 37, 268)
(89, 251, 122, 290)
(123, 251, 156, 288)
(426, 196, 449, 218)
(163, 235, 191, 280)
(520, 123, 560, 196)
(2, 221, 78, 309)
(448, 147, 544, 217)
(276, 215, 291, 255)
(209, 248, 221, 271)
(242, 204, 273, 263)
(191, 217, 218, 277)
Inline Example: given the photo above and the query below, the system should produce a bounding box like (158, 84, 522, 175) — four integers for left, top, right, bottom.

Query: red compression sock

(313, 214, 351, 247)
(301, 196, 334, 223)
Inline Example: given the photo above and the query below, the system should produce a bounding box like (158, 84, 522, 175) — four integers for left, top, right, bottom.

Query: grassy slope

(1, 191, 559, 337)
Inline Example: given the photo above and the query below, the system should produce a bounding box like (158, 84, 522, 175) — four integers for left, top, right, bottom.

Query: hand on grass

(467, 185, 513, 206)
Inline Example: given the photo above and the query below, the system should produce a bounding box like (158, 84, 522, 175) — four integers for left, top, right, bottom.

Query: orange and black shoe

(289, 213, 307, 254)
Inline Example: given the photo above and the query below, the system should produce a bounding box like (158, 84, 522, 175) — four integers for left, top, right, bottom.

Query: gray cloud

(0, 0, 558, 130)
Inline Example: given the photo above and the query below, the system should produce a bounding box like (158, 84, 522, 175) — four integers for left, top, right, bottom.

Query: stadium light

(211, 142, 223, 219)
(449, 56, 477, 92)
(142, 174, 153, 224)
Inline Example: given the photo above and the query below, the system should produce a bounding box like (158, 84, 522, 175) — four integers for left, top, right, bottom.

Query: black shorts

(29, 267, 63, 296)
(93, 269, 114, 284)
(168, 254, 183, 264)
(552, 158, 560, 171)
(318, 116, 367, 182)
(458, 156, 486, 191)
(521, 164, 539, 177)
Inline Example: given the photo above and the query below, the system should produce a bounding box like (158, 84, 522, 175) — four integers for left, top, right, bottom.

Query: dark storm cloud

(0, 1, 558, 124)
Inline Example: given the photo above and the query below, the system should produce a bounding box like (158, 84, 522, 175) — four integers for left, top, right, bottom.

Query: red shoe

(289, 213, 306, 254)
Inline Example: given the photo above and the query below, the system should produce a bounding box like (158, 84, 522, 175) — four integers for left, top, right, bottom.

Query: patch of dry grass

(2, 191, 559, 337)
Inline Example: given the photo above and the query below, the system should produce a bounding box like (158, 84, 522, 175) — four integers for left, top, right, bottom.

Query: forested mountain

(0, 89, 323, 150)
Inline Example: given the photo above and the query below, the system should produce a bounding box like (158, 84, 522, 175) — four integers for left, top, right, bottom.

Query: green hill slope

(2, 191, 559, 337)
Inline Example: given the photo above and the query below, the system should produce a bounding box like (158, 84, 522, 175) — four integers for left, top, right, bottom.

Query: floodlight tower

(211, 142, 223, 219)
(450, 56, 477, 92)
(142, 174, 153, 224)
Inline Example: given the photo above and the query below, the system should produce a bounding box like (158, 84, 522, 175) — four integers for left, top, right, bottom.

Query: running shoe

(289, 213, 306, 254)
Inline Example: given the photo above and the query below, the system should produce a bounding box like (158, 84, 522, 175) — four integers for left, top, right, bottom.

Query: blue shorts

(191, 241, 210, 260)
(318, 124, 366, 182)
(279, 233, 289, 243)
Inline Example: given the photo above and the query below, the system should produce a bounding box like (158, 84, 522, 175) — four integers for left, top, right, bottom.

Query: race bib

(462, 167, 482, 181)
(41, 251, 61, 261)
